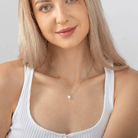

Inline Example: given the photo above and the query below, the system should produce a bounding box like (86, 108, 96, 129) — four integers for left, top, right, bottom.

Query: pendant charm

(68, 95, 71, 99)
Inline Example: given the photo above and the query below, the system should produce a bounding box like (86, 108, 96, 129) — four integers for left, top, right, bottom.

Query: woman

(0, 0, 138, 138)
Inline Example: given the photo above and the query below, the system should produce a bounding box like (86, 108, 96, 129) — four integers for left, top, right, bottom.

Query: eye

(67, 0, 76, 3)
(39, 5, 51, 12)
(39, 0, 77, 12)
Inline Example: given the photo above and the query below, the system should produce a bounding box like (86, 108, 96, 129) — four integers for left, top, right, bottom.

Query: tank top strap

(12, 65, 34, 121)
(26, 66, 34, 101)
(18, 66, 34, 98)
(105, 62, 115, 111)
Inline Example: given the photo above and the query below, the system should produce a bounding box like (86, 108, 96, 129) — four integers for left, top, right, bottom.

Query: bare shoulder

(118, 67, 138, 78)
(0, 60, 25, 136)
(114, 67, 138, 98)
(122, 67, 138, 89)
(114, 66, 138, 80)
(0, 59, 25, 118)
(116, 67, 138, 103)
(103, 67, 138, 138)
(0, 59, 24, 74)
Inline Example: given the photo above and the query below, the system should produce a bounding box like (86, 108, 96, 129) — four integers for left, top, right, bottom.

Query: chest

(29, 74, 115, 135)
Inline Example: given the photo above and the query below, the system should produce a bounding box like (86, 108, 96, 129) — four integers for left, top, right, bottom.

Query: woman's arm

(0, 63, 14, 138)
(103, 68, 138, 138)
(0, 60, 24, 138)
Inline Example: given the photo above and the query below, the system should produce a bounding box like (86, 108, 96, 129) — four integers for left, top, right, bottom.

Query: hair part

(17, 0, 130, 71)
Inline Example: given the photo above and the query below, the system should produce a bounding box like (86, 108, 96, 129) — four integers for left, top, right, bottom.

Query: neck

(36, 38, 104, 86)
(45, 41, 94, 85)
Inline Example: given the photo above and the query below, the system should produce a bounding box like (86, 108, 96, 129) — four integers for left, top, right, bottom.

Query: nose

(56, 6, 70, 24)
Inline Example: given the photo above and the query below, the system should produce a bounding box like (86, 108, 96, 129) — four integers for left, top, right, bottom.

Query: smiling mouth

(56, 25, 78, 33)
(56, 26, 77, 37)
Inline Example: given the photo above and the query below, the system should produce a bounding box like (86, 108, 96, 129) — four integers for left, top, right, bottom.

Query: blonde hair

(18, 0, 130, 71)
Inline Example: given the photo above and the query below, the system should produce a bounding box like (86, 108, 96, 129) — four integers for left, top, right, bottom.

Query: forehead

(32, 0, 83, 5)
(35, 0, 51, 6)
(31, 0, 86, 10)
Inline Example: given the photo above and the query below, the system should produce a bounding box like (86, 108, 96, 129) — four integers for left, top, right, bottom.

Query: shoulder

(115, 67, 138, 112)
(114, 66, 138, 78)
(103, 67, 138, 138)
(0, 59, 25, 114)
(0, 60, 24, 87)
(123, 67, 138, 88)
(0, 60, 25, 136)
(120, 67, 138, 79)
(116, 67, 138, 110)
(0, 59, 24, 74)
(114, 67, 138, 98)
(116, 67, 138, 93)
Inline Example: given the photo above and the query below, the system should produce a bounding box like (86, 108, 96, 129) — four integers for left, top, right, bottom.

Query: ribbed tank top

(6, 64, 115, 138)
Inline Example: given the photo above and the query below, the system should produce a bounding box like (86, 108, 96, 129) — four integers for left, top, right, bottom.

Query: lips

(57, 26, 77, 33)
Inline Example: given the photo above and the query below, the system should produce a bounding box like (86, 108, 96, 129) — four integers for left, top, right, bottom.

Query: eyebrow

(35, 0, 52, 6)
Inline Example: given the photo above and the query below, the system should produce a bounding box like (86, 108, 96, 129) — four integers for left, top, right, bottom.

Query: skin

(0, 0, 138, 137)
(31, 0, 105, 87)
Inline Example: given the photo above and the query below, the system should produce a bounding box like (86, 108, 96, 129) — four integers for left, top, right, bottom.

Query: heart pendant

(67, 95, 71, 99)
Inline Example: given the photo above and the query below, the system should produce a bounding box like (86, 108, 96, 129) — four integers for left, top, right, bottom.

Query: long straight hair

(17, 0, 130, 70)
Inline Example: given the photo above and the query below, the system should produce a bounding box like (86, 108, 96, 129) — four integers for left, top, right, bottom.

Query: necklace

(47, 59, 94, 99)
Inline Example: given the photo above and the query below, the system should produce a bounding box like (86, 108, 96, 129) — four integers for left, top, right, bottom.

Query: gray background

(0, 0, 138, 70)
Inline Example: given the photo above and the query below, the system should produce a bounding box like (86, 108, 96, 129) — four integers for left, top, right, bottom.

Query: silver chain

(47, 59, 94, 99)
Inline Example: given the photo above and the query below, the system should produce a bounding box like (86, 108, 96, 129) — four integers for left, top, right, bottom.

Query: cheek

(36, 16, 52, 34)
(36, 18, 55, 41)
(78, 12, 90, 38)
(76, 9, 90, 31)
(74, 2, 89, 26)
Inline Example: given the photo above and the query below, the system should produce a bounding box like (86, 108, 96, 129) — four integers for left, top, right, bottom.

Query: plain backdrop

(0, 0, 138, 70)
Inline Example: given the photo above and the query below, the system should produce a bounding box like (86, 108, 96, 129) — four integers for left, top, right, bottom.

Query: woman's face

(31, 0, 90, 49)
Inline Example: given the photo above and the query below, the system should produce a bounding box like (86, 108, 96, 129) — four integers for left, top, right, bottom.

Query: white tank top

(6, 64, 115, 138)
